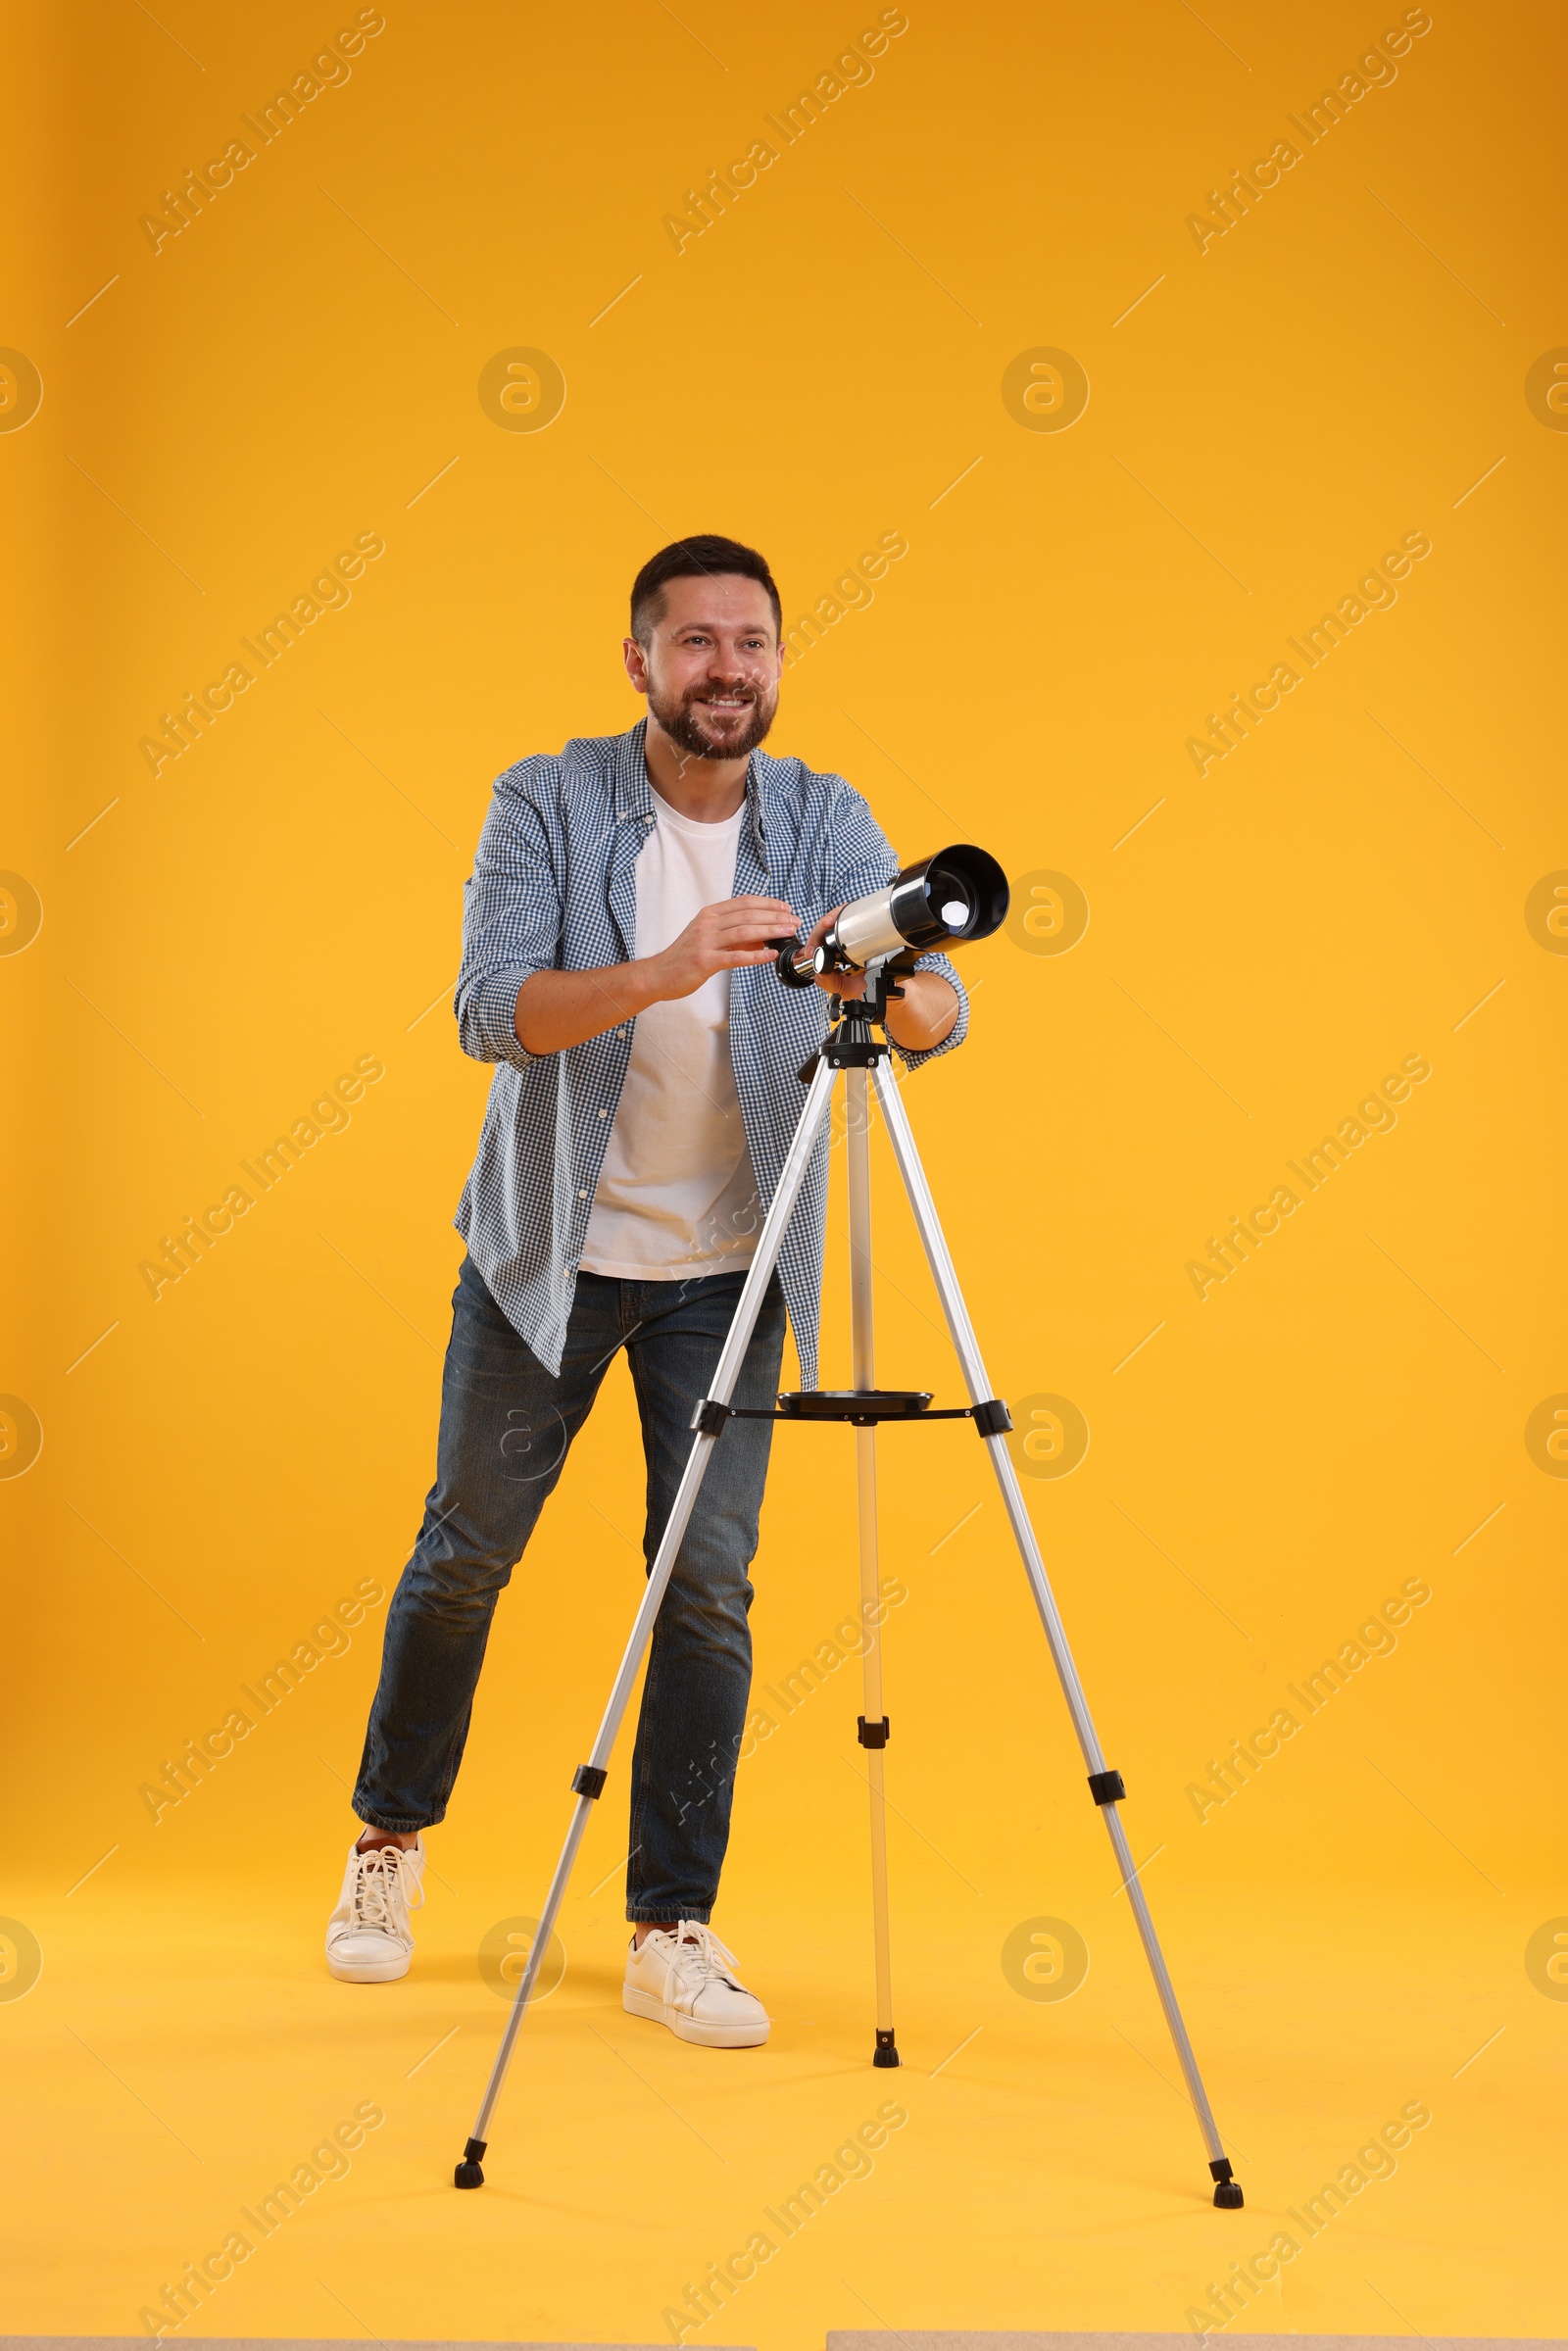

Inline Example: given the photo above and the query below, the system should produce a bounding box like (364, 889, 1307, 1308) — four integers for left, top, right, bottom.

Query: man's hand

(802, 905, 866, 1003)
(804, 904, 959, 1053)
(649, 895, 799, 1001)
(513, 894, 798, 1056)
(514, 894, 956, 1058)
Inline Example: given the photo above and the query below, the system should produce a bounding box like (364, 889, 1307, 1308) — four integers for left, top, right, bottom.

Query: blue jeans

(353, 1253, 787, 1922)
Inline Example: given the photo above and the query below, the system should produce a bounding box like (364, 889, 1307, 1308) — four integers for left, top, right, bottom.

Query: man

(326, 535, 967, 2046)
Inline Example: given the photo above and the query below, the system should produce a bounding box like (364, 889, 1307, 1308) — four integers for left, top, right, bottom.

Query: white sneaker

(622, 1921, 770, 2048)
(325, 1837, 426, 1983)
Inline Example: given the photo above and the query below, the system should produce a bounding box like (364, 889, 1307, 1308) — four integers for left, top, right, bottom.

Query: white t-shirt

(579, 787, 761, 1280)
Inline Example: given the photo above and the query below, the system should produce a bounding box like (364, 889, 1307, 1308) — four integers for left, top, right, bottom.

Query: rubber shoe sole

(326, 1944, 412, 1984)
(622, 1983, 768, 2047)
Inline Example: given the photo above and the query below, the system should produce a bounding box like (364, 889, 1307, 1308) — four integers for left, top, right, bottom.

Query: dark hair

(630, 535, 781, 645)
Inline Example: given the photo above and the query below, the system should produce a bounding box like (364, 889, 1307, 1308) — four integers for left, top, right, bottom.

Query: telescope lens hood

(889, 843, 1009, 952)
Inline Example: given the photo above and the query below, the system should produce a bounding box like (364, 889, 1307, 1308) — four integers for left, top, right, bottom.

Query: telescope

(771, 843, 1009, 987)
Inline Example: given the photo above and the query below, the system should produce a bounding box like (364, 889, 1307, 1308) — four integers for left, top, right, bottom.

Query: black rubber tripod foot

(873, 2027, 901, 2069)
(454, 2136, 486, 2189)
(1209, 2156, 1243, 2208)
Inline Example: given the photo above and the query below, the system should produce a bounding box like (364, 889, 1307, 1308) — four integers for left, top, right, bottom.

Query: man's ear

(622, 633, 650, 696)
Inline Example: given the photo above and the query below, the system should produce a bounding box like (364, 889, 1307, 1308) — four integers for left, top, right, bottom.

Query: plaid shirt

(452, 718, 968, 1386)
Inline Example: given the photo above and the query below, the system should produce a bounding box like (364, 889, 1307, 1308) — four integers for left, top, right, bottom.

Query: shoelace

(350, 1843, 425, 1933)
(662, 1919, 745, 1993)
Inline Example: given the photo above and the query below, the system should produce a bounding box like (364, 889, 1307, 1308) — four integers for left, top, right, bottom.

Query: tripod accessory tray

(692, 1389, 1013, 1435)
(781, 1387, 932, 1422)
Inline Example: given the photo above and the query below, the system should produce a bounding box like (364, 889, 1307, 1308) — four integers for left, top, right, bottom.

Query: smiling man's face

(625, 572, 784, 762)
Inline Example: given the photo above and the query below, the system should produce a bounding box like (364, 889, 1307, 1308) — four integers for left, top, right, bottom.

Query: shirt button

(598, 1108, 607, 1118)
(577, 1188, 587, 1199)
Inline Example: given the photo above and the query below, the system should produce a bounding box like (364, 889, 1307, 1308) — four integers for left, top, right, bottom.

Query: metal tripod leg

(845, 1066, 899, 2069)
(870, 1057, 1243, 2209)
(453, 1056, 841, 2188)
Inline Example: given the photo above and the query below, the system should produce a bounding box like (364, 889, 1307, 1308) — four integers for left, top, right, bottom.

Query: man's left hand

(805, 906, 865, 1002)
(805, 906, 959, 1053)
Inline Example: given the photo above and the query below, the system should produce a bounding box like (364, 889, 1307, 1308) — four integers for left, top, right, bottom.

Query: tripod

(454, 970, 1244, 2210)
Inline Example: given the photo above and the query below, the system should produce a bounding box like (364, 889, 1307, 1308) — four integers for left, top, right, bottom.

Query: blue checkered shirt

(452, 719, 968, 1386)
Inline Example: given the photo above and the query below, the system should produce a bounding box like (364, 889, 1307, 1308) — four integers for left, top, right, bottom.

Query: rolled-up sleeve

(454, 763, 564, 1069)
(822, 781, 969, 1073)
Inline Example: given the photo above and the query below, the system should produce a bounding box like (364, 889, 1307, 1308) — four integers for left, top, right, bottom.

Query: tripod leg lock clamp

(571, 1763, 608, 1799)
(971, 1397, 1012, 1436)
(1087, 1768, 1126, 1805)
(857, 1715, 891, 1748)
(691, 1397, 730, 1435)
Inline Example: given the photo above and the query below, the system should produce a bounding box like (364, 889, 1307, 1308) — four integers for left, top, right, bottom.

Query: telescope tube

(773, 843, 1008, 986)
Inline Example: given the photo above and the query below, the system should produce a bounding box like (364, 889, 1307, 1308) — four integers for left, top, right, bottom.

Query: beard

(648, 677, 778, 761)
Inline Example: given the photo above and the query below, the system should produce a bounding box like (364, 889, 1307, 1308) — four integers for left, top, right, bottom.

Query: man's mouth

(657, 675, 775, 759)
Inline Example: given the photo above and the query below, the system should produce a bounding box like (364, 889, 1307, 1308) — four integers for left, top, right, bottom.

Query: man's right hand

(513, 894, 801, 1055)
(647, 895, 799, 1002)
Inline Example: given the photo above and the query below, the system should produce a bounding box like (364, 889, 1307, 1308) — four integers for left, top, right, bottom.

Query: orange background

(3, 0, 1565, 2342)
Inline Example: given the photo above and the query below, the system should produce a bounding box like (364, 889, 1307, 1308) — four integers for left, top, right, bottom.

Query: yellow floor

(4, 1837, 1561, 2347)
